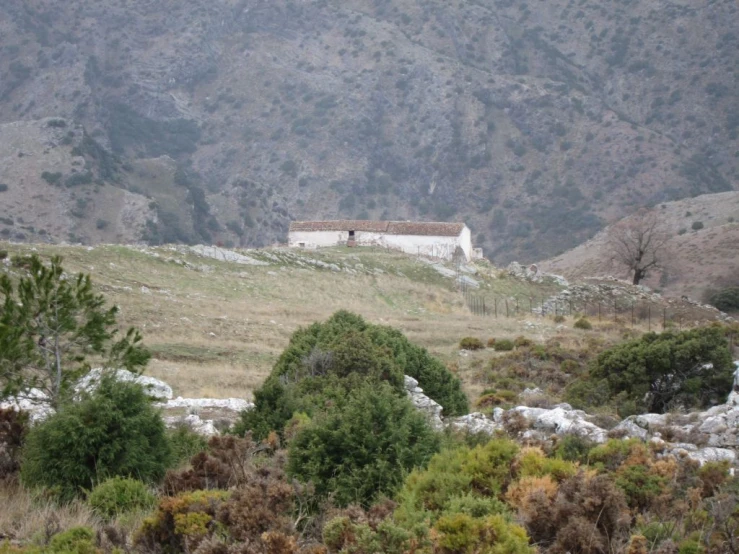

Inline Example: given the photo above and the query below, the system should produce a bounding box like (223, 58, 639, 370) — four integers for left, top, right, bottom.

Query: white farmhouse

(288, 220, 478, 261)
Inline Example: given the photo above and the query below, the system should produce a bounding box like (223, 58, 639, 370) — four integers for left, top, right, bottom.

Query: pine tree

(0, 254, 149, 408)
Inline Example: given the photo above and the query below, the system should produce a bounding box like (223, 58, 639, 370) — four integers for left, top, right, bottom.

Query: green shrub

(0, 250, 7, 261)
(21, 377, 171, 501)
(564, 377, 611, 410)
(41, 171, 63, 185)
(708, 287, 739, 312)
(616, 463, 667, 509)
(493, 339, 514, 351)
(287, 382, 440, 506)
(0, 184, 8, 192)
(395, 438, 517, 526)
(64, 172, 93, 188)
(513, 336, 532, 348)
(136, 490, 231, 553)
(323, 515, 412, 554)
(692, 221, 704, 231)
(47, 527, 98, 554)
(590, 327, 734, 413)
(433, 513, 532, 554)
(574, 318, 593, 330)
(87, 476, 156, 520)
(237, 311, 468, 439)
(554, 435, 594, 463)
(553, 314, 566, 323)
(459, 337, 485, 350)
(168, 425, 208, 466)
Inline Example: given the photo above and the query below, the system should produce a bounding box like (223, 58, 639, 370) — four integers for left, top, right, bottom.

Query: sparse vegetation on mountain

(1, 0, 737, 258)
(0, 255, 149, 408)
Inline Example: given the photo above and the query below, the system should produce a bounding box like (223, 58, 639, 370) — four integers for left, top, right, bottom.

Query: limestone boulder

(76, 368, 173, 400)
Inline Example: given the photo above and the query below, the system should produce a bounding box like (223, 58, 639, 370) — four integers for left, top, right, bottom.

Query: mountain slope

(539, 191, 739, 303)
(0, 0, 737, 261)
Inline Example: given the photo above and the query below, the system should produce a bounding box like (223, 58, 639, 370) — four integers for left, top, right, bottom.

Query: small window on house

(348, 230, 355, 238)
(298, 242, 305, 248)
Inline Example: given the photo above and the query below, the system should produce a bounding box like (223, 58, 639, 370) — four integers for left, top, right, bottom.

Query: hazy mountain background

(0, 0, 737, 264)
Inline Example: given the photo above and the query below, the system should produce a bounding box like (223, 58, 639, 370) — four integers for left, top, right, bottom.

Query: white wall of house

(288, 230, 350, 248)
(288, 226, 473, 261)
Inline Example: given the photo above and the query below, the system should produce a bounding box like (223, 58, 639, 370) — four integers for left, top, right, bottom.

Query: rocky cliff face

(0, 0, 736, 262)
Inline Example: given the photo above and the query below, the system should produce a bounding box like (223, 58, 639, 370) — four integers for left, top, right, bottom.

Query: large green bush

(590, 327, 733, 413)
(287, 382, 440, 506)
(21, 377, 171, 501)
(236, 311, 468, 439)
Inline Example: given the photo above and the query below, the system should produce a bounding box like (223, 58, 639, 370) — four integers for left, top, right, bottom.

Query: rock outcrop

(407, 363, 739, 466)
(404, 376, 443, 430)
(76, 368, 174, 400)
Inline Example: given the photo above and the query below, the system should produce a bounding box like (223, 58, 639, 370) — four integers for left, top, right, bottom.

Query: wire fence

(461, 287, 727, 335)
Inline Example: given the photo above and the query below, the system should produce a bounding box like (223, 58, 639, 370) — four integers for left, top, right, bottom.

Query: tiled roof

(289, 220, 466, 236)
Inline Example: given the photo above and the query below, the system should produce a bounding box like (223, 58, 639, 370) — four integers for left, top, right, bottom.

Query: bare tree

(608, 209, 670, 285)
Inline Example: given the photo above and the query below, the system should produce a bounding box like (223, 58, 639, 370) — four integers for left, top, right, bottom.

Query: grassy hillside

(1, 242, 727, 406)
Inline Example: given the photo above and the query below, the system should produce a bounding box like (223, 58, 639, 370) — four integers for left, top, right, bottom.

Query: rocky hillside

(539, 191, 739, 303)
(1, 0, 737, 262)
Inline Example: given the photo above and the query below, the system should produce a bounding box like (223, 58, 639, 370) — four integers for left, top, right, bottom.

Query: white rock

(447, 412, 500, 435)
(163, 397, 253, 412)
(189, 245, 268, 266)
(76, 368, 173, 400)
(685, 447, 736, 465)
(611, 418, 650, 440)
(165, 414, 219, 436)
(0, 389, 54, 422)
(404, 375, 444, 430)
(530, 406, 608, 443)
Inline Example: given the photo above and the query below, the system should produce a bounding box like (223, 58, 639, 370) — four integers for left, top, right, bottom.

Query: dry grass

(0, 242, 723, 402)
(0, 479, 98, 543)
(0, 479, 154, 547)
